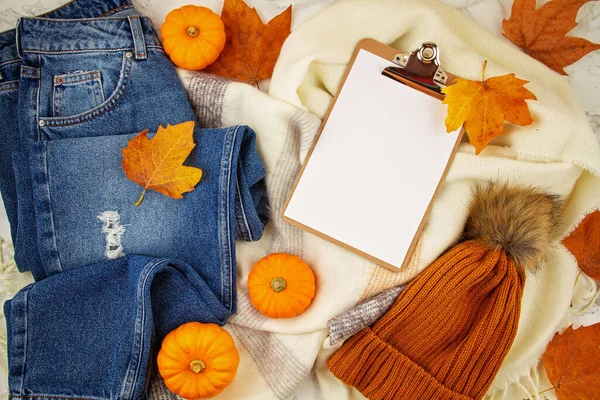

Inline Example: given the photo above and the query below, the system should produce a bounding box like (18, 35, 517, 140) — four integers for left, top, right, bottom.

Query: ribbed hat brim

(328, 328, 474, 400)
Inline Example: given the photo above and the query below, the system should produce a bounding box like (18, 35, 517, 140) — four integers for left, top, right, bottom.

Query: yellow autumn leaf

(122, 121, 202, 206)
(442, 61, 537, 154)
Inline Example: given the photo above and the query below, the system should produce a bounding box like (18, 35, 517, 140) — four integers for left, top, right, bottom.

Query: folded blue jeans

(5, 124, 268, 397)
(4, 255, 231, 399)
(2, 0, 269, 397)
(0, 0, 196, 280)
(19, 125, 268, 313)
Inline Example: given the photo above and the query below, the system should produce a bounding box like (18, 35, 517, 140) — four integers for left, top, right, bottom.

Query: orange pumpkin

(248, 253, 316, 318)
(160, 5, 226, 70)
(157, 322, 239, 399)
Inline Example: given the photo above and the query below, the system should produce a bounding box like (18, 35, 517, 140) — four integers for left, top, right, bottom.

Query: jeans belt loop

(15, 18, 23, 58)
(127, 15, 147, 60)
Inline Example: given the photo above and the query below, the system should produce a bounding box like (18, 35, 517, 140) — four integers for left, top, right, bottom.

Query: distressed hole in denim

(97, 210, 125, 259)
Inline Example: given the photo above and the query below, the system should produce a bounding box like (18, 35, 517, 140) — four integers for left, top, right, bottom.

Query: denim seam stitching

(218, 126, 238, 312)
(0, 81, 18, 91)
(20, 16, 149, 23)
(11, 395, 108, 400)
(52, 81, 60, 117)
(54, 70, 100, 84)
(218, 133, 227, 308)
(130, 261, 158, 397)
(236, 175, 253, 241)
(19, 45, 162, 55)
(20, 65, 39, 79)
(34, 57, 41, 142)
(0, 59, 20, 68)
(42, 144, 64, 273)
(119, 258, 163, 399)
(221, 131, 232, 310)
(225, 127, 238, 311)
(20, 289, 29, 393)
(41, 53, 133, 127)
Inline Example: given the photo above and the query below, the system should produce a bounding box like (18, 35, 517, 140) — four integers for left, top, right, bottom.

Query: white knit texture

(268, 0, 600, 398)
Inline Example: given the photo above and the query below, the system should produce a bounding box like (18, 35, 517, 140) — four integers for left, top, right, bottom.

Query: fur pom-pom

(464, 182, 563, 271)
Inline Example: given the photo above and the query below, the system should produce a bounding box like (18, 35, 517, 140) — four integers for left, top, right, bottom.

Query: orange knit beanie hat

(328, 182, 562, 400)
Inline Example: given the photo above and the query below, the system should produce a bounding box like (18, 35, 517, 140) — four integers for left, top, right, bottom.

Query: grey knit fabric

(183, 72, 229, 129)
(328, 284, 405, 345)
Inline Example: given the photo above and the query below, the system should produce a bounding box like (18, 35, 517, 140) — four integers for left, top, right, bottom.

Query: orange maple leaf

(204, 0, 291, 88)
(122, 121, 202, 207)
(562, 210, 600, 280)
(502, 0, 600, 75)
(441, 61, 537, 154)
(543, 325, 600, 399)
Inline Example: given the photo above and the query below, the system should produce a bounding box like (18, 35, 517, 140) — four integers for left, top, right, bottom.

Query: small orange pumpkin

(157, 322, 239, 399)
(160, 5, 226, 70)
(248, 253, 316, 318)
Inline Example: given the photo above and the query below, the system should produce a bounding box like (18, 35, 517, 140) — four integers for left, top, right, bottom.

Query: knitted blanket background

(1, 0, 600, 399)
(265, 1, 600, 398)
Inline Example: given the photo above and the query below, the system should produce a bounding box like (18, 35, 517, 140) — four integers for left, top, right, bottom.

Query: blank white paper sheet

(284, 49, 461, 270)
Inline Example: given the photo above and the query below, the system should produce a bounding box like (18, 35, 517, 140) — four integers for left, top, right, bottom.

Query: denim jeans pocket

(52, 69, 104, 117)
(40, 51, 135, 127)
(34, 47, 195, 142)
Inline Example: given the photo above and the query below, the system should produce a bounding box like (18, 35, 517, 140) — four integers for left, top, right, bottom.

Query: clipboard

(283, 39, 465, 271)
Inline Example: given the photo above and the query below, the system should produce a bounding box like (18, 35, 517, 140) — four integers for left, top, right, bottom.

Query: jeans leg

(5, 255, 230, 398)
(0, 32, 21, 246)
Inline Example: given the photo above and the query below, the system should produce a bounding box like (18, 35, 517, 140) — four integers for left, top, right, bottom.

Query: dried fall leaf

(543, 325, 600, 400)
(441, 61, 537, 154)
(204, 0, 291, 88)
(122, 121, 202, 206)
(562, 210, 600, 280)
(503, 0, 600, 75)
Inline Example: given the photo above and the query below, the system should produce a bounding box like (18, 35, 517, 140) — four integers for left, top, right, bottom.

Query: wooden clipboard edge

(282, 214, 403, 271)
(282, 38, 464, 272)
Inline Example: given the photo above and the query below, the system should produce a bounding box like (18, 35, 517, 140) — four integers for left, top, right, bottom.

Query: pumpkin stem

(189, 359, 206, 374)
(270, 277, 287, 293)
(186, 26, 200, 38)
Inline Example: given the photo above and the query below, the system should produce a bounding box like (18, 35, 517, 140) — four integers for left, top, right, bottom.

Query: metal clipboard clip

(382, 42, 448, 94)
